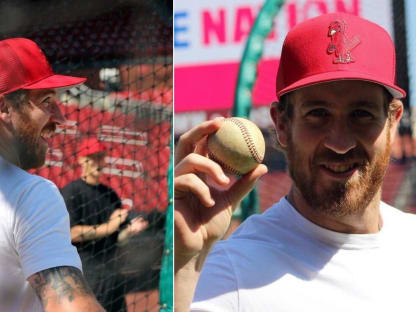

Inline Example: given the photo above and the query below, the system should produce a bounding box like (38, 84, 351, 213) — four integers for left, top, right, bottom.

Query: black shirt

(61, 178, 122, 264)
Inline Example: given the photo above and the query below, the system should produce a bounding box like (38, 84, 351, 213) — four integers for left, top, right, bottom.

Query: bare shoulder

(28, 266, 103, 311)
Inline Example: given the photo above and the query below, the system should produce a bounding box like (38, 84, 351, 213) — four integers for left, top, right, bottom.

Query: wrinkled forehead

(291, 80, 387, 106)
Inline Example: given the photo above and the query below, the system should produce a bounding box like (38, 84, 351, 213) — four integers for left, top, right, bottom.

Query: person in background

(61, 136, 148, 312)
(117, 209, 166, 309)
(0, 37, 104, 311)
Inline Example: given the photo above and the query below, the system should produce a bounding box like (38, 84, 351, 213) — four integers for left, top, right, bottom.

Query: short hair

(4, 89, 28, 110)
(274, 94, 292, 120)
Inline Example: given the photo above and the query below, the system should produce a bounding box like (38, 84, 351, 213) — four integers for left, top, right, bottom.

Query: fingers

(175, 118, 223, 165)
(130, 216, 147, 227)
(175, 153, 229, 186)
(226, 164, 268, 208)
(175, 152, 231, 209)
(175, 152, 267, 210)
(194, 135, 208, 156)
(128, 217, 148, 234)
(175, 173, 216, 207)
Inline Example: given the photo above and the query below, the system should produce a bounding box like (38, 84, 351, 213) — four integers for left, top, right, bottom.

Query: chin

(20, 151, 46, 170)
(20, 158, 45, 170)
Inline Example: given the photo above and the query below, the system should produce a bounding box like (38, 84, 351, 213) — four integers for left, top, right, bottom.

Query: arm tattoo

(29, 266, 94, 307)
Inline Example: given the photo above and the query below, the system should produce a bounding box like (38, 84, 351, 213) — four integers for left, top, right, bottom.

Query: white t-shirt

(192, 197, 416, 312)
(0, 157, 82, 312)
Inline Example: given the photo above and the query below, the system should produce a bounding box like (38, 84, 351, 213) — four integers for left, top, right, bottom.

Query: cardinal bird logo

(327, 20, 361, 64)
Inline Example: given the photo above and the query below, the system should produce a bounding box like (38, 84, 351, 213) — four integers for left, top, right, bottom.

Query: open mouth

(40, 128, 55, 142)
(322, 163, 360, 173)
(319, 162, 363, 178)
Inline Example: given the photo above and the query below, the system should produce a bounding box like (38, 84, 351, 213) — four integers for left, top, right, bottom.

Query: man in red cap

(61, 136, 148, 312)
(0, 38, 105, 311)
(174, 13, 416, 311)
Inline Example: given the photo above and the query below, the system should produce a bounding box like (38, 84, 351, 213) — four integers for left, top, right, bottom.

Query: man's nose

(50, 102, 66, 124)
(323, 120, 356, 154)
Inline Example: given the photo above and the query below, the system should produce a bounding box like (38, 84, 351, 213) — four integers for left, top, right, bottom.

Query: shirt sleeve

(14, 179, 82, 278)
(191, 244, 239, 312)
(110, 187, 122, 210)
(61, 183, 82, 227)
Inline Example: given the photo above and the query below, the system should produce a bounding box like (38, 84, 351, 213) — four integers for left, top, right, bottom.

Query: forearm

(174, 250, 211, 312)
(28, 266, 105, 312)
(71, 223, 115, 242)
(42, 292, 104, 312)
(117, 227, 130, 245)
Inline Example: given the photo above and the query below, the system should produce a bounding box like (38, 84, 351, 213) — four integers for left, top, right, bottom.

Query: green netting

(159, 127, 173, 311)
(233, 0, 285, 220)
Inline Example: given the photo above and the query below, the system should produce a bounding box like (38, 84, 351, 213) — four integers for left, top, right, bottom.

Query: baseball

(207, 117, 265, 176)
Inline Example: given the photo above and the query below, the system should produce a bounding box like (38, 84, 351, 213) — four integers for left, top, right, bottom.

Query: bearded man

(0, 38, 105, 311)
(174, 13, 416, 311)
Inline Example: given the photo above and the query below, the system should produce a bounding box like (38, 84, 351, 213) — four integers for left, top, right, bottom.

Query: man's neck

(81, 175, 100, 186)
(287, 187, 382, 234)
(0, 128, 20, 168)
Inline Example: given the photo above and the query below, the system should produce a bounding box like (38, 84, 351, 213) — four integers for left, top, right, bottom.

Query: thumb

(226, 164, 268, 209)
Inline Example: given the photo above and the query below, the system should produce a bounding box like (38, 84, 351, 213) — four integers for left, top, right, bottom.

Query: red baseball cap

(276, 13, 406, 100)
(78, 137, 107, 157)
(0, 38, 86, 96)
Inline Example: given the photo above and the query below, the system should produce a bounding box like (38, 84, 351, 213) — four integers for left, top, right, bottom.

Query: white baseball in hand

(207, 117, 266, 176)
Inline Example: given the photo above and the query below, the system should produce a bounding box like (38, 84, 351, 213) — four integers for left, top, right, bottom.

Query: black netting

(1, 0, 172, 311)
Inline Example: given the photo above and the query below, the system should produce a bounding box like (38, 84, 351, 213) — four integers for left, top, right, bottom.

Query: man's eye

(352, 110, 373, 119)
(41, 98, 52, 107)
(306, 108, 328, 118)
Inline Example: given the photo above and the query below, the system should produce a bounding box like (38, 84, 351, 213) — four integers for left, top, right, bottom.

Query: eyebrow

(300, 101, 328, 109)
(351, 100, 381, 109)
(300, 100, 381, 109)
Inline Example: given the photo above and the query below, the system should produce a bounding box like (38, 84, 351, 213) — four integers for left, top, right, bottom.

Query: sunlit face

(9, 89, 64, 170)
(79, 152, 106, 181)
(276, 81, 401, 217)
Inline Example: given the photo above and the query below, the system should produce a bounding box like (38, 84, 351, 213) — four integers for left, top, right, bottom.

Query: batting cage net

(0, 0, 172, 311)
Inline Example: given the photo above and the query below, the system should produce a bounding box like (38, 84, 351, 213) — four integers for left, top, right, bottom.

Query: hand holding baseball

(174, 118, 268, 268)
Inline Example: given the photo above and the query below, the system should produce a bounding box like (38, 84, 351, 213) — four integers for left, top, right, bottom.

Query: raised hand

(174, 119, 267, 311)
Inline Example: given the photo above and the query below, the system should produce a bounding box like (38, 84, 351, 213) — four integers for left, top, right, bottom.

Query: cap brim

(277, 71, 406, 100)
(23, 74, 86, 90)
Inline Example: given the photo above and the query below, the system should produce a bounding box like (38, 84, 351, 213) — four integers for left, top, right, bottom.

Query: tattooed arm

(28, 266, 105, 312)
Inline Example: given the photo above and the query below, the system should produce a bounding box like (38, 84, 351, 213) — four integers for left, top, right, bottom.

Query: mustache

(42, 123, 57, 133)
(313, 148, 368, 164)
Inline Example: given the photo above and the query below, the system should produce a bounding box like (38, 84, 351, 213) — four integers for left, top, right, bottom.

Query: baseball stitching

(208, 150, 243, 176)
(229, 118, 263, 163)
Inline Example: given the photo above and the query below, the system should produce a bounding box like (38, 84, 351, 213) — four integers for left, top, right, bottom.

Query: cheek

(288, 127, 316, 170)
(291, 123, 324, 154)
(358, 123, 386, 144)
(29, 108, 50, 129)
(356, 123, 390, 157)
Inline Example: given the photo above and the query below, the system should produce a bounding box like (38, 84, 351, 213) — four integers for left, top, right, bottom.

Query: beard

(12, 113, 53, 170)
(14, 133, 47, 170)
(286, 128, 391, 217)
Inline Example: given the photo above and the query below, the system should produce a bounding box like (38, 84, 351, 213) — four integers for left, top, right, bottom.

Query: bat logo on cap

(327, 20, 361, 64)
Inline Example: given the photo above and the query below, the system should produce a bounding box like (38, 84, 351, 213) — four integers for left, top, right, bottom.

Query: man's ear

(389, 99, 404, 143)
(0, 96, 11, 123)
(270, 101, 288, 148)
